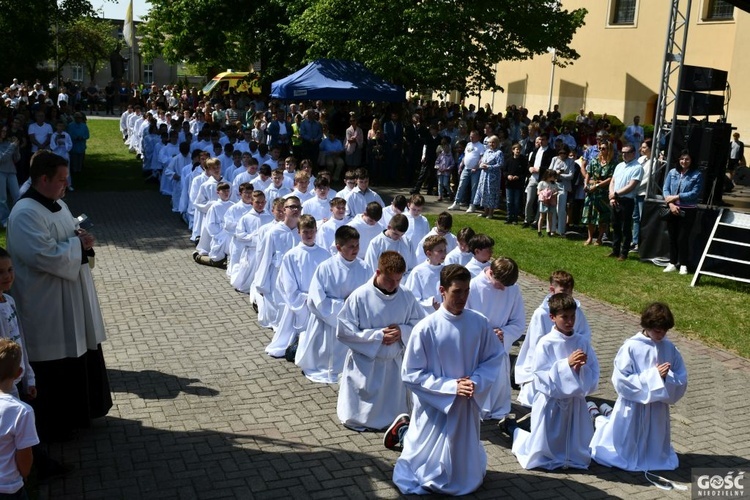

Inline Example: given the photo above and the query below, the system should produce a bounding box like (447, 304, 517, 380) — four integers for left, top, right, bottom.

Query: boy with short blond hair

(0, 339, 39, 497)
(286, 171, 313, 204)
(194, 182, 233, 267)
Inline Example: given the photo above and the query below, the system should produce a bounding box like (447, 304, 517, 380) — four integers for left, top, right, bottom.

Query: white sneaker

(447, 202, 459, 210)
(599, 403, 613, 417)
(679, 265, 688, 275)
(663, 264, 677, 273)
(465, 206, 477, 214)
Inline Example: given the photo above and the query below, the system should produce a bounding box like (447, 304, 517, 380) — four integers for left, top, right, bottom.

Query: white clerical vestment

(590, 332, 687, 471)
(512, 328, 599, 470)
(403, 261, 442, 315)
(364, 231, 413, 275)
(315, 217, 346, 255)
(336, 282, 424, 430)
(265, 243, 330, 357)
(346, 215, 382, 259)
(254, 223, 300, 329)
(229, 210, 273, 291)
(7, 198, 106, 361)
(466, 275, 526, 420)
(393, 307, 503, 496)
(295, 254, 372, 384)
(515, 295, 591, 406)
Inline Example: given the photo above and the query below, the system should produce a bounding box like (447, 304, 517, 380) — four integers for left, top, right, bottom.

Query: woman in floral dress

(581, 140, 615, 245)
(473, 135, 504, 219)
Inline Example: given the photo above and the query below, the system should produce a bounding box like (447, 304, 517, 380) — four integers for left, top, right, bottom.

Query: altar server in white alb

(315, 197, 348, 255)
(193, 182, 233, 266)
(265, 215, 330, 358)
(466, 256, 525, 420)
(512, 293, 599, 471)
(337, 251, 424, 431)
(295, 226, 372, 384)
(364, 213, 413, 275)
(247, 199, 285, 312)
(413, 211, 457, 263)
(590, 302, 687, 472)
(224, 184, 261, 281)
(444, 226, 475, 266)
(515, 270, 591, 407)
(229, 191, 274, 292)
(403, 235, 446, 316)
(255, 196, 301, 331)
(346, 201, 383, 259)
(389, 264, 503, 496)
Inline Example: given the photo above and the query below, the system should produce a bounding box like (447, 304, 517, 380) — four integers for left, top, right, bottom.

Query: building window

(144, 64, 154, 84)
(611, 0, 637, 25)
(705, 0, 734, 20)
(72, 64, 83, 82)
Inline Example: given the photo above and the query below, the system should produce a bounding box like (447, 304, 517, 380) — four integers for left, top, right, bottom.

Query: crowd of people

(0, 75, 701, 495)
(0, 78, 92, 228)
(112, 90, 691, 494)
(114, 83, 696, 269)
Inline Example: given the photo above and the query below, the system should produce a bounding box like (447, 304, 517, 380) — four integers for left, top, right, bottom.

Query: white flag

(123, 0, 134, 47)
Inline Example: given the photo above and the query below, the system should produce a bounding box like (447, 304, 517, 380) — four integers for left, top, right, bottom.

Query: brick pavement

(36, 188, 750, 499)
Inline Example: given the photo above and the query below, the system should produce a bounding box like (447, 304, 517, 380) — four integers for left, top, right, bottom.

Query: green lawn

(74, 119, 155, 191)
(427, 213, 750, 358)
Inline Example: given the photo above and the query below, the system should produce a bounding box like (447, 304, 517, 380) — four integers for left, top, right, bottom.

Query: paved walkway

(37, 188, 750, 499)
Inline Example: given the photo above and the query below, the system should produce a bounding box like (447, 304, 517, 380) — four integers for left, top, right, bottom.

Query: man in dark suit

(523, 133, 556, 227)
(383, 111, 403, 184)
(411, 124, 442, 195)
(404, 113, 427, 185)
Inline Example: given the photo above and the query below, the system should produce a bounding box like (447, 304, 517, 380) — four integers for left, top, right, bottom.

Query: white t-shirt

(0, 394, 39, 494)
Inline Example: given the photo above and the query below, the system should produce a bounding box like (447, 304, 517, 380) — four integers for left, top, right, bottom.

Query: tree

(139, 0, 308, 87)
(0, 0, 95, 83)
(287, 0, 587, 95)
(59, 17, 119, 84)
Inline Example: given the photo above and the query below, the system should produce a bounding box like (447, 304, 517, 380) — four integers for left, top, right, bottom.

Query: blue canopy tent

(270, 59, 406, 102)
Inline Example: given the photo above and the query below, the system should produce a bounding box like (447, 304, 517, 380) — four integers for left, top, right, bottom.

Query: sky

(89, 0, 151, 21)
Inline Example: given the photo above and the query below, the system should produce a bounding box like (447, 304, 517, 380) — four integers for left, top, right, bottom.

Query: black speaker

(676, 91, 725, 116)
(680, 65, 728, 92)
(671, 121, 732, 204)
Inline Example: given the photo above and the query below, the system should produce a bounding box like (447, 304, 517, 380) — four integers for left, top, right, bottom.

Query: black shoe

(605, 252, 618, 258)
(192, 251, 200, 263)
(522, 222, 530, 228)
(537, 231, 543, 237)
(505, 220, 512, 225)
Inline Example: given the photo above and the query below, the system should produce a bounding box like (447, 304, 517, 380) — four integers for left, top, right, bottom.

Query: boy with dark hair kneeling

(387, 264, 503, 495)
(590, 302, 687, 474)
